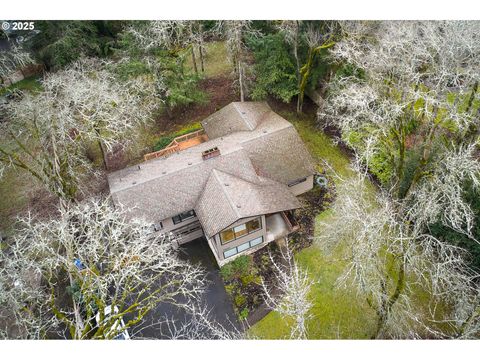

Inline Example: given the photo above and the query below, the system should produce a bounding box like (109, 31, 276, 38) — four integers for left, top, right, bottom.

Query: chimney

(202, 147, 220, 161)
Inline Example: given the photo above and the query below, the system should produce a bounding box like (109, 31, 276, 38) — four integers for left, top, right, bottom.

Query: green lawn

(185, 41, 232, 78)
(249, 112, 378, 339)
(0, 75, 43, 96)
(0, 165, 40, 234)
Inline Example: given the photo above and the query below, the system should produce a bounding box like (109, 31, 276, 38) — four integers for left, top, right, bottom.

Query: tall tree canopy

(318, 21, 480, 338)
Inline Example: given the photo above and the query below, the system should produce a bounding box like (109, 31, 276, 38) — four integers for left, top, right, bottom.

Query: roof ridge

(211, 169, 242, 218)
(233, 102, 255, 130)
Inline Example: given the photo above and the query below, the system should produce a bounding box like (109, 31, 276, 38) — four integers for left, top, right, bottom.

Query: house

(107, 102, 316, 266)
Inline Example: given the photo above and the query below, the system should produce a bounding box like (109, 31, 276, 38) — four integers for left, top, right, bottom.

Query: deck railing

(143, 129, 206, 161)
(281, 211, 300, 232)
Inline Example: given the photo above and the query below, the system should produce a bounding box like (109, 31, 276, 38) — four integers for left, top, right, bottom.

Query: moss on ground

(185, 41, 232, 78)
(0, 76, 43, 96)
(248, 110, 378, 339)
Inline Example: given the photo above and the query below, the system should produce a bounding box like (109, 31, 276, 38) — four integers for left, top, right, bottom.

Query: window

(219, 217, 262, 244)
(237, 242, 250, 252)
(233, 224, 248, 238)
(223, 236, 264, 259)
(175, 223, 203, 237)
(172, 210, 196, 225)
(250, 237, 263, 247)
(223, 247, 238, 258)
(247, 218, 261, 233)
(288, 177, 307, 187)
(220, 228, 235, 243)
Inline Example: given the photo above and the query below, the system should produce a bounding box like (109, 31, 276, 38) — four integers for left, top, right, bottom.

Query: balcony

(143, 129, 209, 161)
(265, 211, 299, 242)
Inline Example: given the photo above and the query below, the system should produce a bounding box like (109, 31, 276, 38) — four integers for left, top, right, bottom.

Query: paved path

(131, 238, 240, 339)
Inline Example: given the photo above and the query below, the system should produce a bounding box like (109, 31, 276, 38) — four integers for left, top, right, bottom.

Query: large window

(223, 236, 264, 259)
(220, 217, 262, 244)
(172, 210, 196, 225)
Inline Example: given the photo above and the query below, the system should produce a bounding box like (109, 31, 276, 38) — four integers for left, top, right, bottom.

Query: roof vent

(202, 146, 220, 161)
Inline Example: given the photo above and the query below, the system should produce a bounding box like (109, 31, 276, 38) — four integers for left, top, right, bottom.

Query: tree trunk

(191, 46, 198, 75)
(199, 45, 205, 73)
(373, 258, 406, 339)
(293, 22, 302, 114)
(238, 60, 245, 102)
(466, 81, 478, 114)
(98, 139, 109, 171)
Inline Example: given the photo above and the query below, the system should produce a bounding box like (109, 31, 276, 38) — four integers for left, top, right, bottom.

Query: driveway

(130, 237, 240, 339)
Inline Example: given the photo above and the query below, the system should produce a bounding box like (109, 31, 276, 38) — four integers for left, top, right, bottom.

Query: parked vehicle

(95, 305, 131, 340)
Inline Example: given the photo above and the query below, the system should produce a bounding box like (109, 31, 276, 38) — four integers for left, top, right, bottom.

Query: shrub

(153, 123, 202, 152)
(234, 294, 247, 307)
(239, 308, 249, 320)
(220, 255, 252, 281)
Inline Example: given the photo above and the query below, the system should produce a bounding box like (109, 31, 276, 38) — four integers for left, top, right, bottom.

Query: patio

(265, 212, 298, 242)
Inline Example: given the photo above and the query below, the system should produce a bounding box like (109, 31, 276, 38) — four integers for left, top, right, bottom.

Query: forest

(0, 20, 479, 340)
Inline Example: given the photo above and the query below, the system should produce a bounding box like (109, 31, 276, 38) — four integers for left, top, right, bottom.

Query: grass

(0, 75, 43, 96)
(248, 110, 378, 339)
(0, 166, 38, 234)
(272, 109, 362, 185)
(250, 211, 377, 339)
(185, 41, 232, 78)
(153, 122, 203, 152)
(0, 77, 44, 234)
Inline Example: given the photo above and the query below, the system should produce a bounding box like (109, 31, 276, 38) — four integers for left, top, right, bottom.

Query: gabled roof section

(240, 123, 316, 184)
(107, 101, 316, 225)
(201, 102, 271, 139)
(195, 169, 301, 238)
(111, 149, 259, 223)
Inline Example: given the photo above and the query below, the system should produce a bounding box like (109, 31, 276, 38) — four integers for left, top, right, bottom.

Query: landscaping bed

(220, 179, 336, 323)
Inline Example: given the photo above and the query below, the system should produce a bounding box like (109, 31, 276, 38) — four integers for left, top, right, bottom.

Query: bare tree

(297, 22, 337, 113)
(318, 171, 480, 339)
(261, 242, 315, 339)
(0, 198, 206, 339)
(220, 21, 261, 102)
(0, 57, 157, 202)
(317, 21, 480, 338)
(0, 44, 34, 85)
(126, 20, 209, 76)
(158, 302, 246, 340)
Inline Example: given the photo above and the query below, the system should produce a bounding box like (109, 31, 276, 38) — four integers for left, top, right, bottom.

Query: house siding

(159, 213, 204, 245)
(211, 215, 268, 263)
(288, 174, 314, 196)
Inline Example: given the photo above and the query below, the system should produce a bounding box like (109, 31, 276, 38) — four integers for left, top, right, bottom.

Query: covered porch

(265, 211, 299, 242)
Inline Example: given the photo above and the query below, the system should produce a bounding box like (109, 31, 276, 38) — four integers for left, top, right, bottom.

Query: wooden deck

(144, 129, 209, 161)
(177, 134, 209, 151)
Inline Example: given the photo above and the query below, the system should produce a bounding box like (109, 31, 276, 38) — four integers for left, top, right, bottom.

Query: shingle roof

(107, 102, 316, 232)
(111, 149, 259, 223)
(240, 123, 316, 184)
(195, 169, 301, 238)
(201, 102, 271, 139)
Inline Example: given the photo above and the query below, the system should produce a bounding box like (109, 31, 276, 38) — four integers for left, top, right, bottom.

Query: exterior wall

(157, 212, 204, 245)
(288, 174, 314, 196)
(210, 215, 268, 264)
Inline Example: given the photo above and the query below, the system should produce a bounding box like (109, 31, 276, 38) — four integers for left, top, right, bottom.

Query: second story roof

(107, 102, 316, 235)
